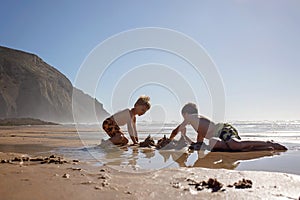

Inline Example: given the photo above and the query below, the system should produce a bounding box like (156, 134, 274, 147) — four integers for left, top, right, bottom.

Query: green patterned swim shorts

(215, 123, 241, 142)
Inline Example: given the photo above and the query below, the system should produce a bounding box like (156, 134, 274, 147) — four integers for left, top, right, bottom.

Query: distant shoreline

(0, 118, 59, 126)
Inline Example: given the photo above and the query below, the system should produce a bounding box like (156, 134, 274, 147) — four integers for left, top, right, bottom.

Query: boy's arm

(169, 120, 188, 140)
(133, 117, 138, 142)
(180, 127, 193, 144)
(169, 125, 180, 140)
(127, 120, 138, 144)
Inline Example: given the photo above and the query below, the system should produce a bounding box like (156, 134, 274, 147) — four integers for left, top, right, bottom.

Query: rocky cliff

(0, 46, 109, 122)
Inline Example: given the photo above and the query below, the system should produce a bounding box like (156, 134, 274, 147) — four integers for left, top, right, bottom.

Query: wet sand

(0, 125, 300, 200)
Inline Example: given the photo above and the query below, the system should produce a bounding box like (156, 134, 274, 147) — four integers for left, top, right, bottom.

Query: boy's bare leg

(226, 139, 287, 151)
(209, 138, 231, 151)
(109, 132, 129, 145)
(209, 138, 287, 151)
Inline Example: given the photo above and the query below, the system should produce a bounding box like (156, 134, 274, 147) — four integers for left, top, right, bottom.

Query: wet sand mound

(139, 135, 155, 148)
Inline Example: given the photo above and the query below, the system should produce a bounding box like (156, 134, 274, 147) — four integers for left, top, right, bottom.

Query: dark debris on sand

(187, 178, 224, 192)
(233, 178, 253, 189)
(185, 177, 253, 193)
(0, 155, 77, 165)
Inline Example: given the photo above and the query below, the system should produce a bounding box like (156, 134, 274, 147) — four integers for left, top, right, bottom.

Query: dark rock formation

(0, 118, 59, 126)
(0, 46, 109, 122)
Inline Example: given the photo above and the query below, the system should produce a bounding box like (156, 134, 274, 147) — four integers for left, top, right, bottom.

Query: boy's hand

(130, 135, 138, 144)
(134, 136, 139, 144)
(132, 139, 138, 144)
(134, 136, 139, 143)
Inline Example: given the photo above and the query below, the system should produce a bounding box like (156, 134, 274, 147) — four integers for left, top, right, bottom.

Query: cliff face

(0, 46, 109, 122)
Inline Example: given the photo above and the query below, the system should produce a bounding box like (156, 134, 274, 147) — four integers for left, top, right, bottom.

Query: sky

(1, 0, 299, 122)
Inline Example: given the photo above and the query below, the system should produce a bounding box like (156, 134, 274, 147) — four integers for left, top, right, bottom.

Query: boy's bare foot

(267, 141, 287, 151)
(266, 146, 275, 151)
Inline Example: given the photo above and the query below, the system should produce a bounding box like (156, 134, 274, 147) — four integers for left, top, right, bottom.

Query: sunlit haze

(1, 0, 299, 122)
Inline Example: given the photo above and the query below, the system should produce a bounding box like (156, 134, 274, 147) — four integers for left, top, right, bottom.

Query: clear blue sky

(1, 0, 299, 122)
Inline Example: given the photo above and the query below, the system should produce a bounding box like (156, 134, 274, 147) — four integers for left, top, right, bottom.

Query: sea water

(57, 120, 300, 175)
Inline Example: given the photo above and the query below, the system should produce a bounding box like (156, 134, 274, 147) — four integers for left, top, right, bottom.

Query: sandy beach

(2, 1, 300, 199)
(1, 125, 300, 200)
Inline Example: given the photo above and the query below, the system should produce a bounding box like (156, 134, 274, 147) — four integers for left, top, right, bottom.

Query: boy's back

(189, 115, 217, 141)
(112, 109, 131, 126)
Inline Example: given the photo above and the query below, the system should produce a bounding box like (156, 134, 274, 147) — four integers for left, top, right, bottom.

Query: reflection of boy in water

(169, 103, 287, 151)
(102, 96, 151, 145)
(161, 150, 276, 170)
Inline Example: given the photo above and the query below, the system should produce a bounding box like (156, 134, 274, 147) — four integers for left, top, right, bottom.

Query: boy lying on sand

(169, 103, 287, 151)
(102, 96, 151, 145)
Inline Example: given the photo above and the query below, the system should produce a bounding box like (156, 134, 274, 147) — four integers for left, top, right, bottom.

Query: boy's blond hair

(134, 95, 151, 110)
(181, 103, 198, 115)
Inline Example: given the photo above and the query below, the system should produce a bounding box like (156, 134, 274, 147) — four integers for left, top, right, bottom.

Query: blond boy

(102, 96, 151, 145)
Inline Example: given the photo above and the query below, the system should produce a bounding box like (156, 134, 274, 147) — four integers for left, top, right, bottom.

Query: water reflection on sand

(67, 143, 280, 171)
(158, 150, 277, 169)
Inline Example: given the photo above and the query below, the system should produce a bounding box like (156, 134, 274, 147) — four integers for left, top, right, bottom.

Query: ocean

(56, 120, 300, 175)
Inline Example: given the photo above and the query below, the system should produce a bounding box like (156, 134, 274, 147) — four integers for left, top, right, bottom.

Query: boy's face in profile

(135, 105, 149, 116)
